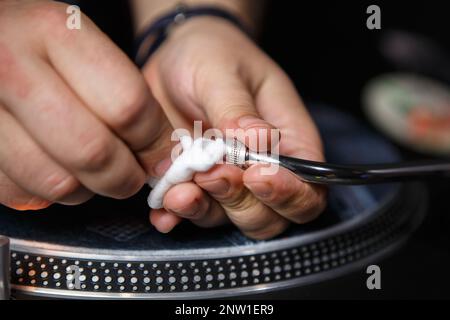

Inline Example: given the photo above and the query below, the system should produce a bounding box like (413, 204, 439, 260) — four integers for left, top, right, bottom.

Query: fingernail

(238, 116, 272, 130)
(200, 179, 230, 196)
(245, 182, 273, 198)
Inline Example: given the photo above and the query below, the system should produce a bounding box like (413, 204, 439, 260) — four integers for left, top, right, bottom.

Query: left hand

(142, 17, 327, 240)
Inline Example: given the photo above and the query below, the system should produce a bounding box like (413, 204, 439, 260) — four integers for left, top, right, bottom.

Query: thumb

(199, 73, 277, 151)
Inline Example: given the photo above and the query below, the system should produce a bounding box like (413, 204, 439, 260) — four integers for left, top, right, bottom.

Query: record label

(363, 73, 450, 156)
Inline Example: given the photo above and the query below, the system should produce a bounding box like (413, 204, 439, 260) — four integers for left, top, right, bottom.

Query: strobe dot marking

(7, 201, 413, 295)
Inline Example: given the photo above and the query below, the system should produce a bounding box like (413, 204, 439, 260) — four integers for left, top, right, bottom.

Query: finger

(40, 4, 165, 153)
(1, 56, 146, 199)
(135, 121, 175, 177)
(163, 182, 228, 228)
(149, 209, 183, 234)
(252, 65, 324, 160)
(244, 164, 327, 224)
(195, 165, 290, 240)
(164, 183, 210, 220)
(0, 170, 52, 211)
(0, 105, 93, 205)
(197, 71, 276, 151)
(246, 64, 327, 223)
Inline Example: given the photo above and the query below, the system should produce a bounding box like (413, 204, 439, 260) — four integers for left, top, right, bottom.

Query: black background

(76, 0, 450, 299)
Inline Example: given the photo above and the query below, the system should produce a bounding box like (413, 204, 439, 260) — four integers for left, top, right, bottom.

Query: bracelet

(133, 3, 251, 68)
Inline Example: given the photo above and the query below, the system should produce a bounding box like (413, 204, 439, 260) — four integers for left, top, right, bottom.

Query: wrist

(169, 15, 248, 42)
(133, 4, 251, 68)
(132, 0, 262, 35)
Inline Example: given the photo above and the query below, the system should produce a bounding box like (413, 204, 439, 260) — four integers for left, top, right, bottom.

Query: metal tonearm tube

(224, 139, 450, 185)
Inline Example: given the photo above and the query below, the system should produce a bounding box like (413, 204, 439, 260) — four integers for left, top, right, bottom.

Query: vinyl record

(363, 73, 450, 156)
(0, 106, 427, 299)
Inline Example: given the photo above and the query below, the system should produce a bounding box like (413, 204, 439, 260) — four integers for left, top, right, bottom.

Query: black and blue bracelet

(133, 4, 251, 68)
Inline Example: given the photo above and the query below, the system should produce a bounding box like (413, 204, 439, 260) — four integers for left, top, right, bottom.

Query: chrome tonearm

(224, 139, 450, 185)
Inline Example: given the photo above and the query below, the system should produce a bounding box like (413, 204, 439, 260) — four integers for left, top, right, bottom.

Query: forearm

(131, 0, 265, 34)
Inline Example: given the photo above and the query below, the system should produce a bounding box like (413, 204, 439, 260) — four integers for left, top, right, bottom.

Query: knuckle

(225, 188, 259, 214)
(290, 209, 318, 225)
(75, 131, 115, 171)
(190, 198, 211, 220)
(228, 204, 272, 233)
(110, 83, 150, 129)
(266, 181, 295, 207)
(245, 220, 290, 240)
(33, 2, 90, 42)
(193, 204, 228, 228)
(290, 187, 327, 224)
(33, 2, 69, 31)
(119, 166, 147, 199)
(44, 174, 80, 201)
(305, 187, 327, 213)
(218, 104, 255, 125)
(113, 173, 144, 199)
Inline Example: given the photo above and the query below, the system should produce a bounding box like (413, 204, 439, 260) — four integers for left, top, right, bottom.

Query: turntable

(0, 106, 427, 299)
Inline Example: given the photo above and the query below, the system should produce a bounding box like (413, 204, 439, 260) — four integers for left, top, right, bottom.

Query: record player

(0, 106, 427, 299)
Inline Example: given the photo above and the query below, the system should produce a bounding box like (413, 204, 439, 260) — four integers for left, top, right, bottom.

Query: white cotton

(148, 137, 226, 209)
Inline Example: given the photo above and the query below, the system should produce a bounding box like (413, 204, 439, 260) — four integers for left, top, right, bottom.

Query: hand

(143, 17, 327, 239)
(0, 1, 171, 210)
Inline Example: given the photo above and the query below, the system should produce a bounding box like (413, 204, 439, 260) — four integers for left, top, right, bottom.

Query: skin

(0, 0, 172, 210)
(142, 17, 328, 240)
(0, 0, 327, 240)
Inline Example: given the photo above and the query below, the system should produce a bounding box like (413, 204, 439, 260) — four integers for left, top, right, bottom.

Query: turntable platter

(0, 105, 427, 299)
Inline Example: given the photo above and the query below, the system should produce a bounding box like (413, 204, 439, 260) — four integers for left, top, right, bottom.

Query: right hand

(0, 1, 171, 210)
(143, 17, 327, 239)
